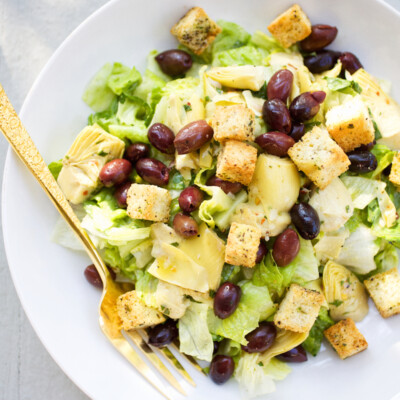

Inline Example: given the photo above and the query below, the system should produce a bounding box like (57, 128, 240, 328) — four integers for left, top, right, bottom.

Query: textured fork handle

(0, 84, 105, 277)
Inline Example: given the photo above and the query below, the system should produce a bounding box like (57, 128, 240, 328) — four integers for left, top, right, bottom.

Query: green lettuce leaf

(324, 77, 362, 95)
(48, 160, 63, 180)
(213, 190, 248, 231)
(134, 68, 166, 110)
(365, 144, 395, 179)
(249, 31, 286, 53)
(212, 20, 251, 55)
(179, 302, 214, 361)
(107, 63, 142, 98)
(302, 308, 334, 356)
(213, 45, 264, 67)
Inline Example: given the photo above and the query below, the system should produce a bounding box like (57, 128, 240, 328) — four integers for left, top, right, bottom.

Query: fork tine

(110, 333, 176, 400)
(124, 330, 186, 396)
(171, 342, 206, 375)
(140, 330, 196, 387)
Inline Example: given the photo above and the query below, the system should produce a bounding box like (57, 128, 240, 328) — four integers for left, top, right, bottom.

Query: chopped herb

(209, 289, 216, 298)
(98, 150, 108, 156)
(184, 295, 202, 304)
(160, 305, 170, 316)
(346, 205, 350, 213)
(330, 299, 344, 307)
(368, 107, 382, 140)
(184, 103, 192, 112)
(258, 362, 264, 367)
(205, 96, 211, 103)
(348, 124, 354, 129)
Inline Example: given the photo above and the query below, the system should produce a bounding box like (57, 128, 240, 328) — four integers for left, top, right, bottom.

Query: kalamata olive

(148, 320, 178, 348)
(277, 345, 308, 363)
(155, 49, 193, 77)
(272, 228, 300, 267)
(174, 120, 213, 154)
(262, 99, 292, 134)
(267, 69, 294, 103)
(299, 24, 338, 52)
(214, 282, 241, 319)
(209, 355, 235, 385)
(255, 240, 268, 264)
(99, 159, 132, 187)
(289, 123, 306, 142)
(124, 143, 149, 164)
(339, 52, 363, 74)
(289, 91, 326, 122)
(290, 203, 320, 240)
(255, 132, 295, 157)
(304, 50, 341, 73)
(356, 141, 375, 152)
(178, 186, 203, 213)
(213, 341, 220, 354)
(383, 164, 392, 176)
(135, 158, 169, 186)
(147, 123, 175, 154)
(206, 176, 243, 195)
(84, 264, 103, 289)
(173, 213, 198, 238)
(242, 322, 277, 353)
(114, 181, 132, 208)
(347, 151, 378, 173)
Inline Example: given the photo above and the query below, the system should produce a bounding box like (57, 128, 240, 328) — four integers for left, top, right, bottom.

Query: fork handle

(0, 84, 107, 280)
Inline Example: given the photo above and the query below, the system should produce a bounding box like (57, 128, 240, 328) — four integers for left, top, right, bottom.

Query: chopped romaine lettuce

(324, 77, 362, 95)
(48, 160, 63, 180)
(107, 63, 142, 98)
(213, 45, 264, 67)
(365, 144, 395, 179)
(212, 20, 251, 55)
(249, 31, 286, 53)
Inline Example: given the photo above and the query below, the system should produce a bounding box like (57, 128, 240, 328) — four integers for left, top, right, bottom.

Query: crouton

(267, 4, 312, 48)
(389, 152, 400, 187)
(213, 105, 256, 142)
(171, 7, 221, 55)
(274, 284, 325, 333)
(225, 222, 262, 268)
(117, 291, 166, 330)
(216, 140, 257, 186)
(364, 268, 400, 318)
(127, 184, 171, 222)
(288, 126, 350, 189)
(326, 96, 375, 152)
(324, 318, 368, 359)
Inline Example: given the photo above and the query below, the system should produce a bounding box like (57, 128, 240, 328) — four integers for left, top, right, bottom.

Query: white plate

(3, 0, 400, 399)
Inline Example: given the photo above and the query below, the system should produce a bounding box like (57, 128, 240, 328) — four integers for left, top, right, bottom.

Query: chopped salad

(50, 4, 400, 398)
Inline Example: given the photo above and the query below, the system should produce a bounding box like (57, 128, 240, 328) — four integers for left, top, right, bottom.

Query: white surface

(1, 0, 400, 399)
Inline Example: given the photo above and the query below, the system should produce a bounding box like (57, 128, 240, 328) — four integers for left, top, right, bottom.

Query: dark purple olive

(355, 140, 375, 152)
(383, 164, 392, 176)
(255, 132, 295, 157)
(84, 264, 103, 289)
(206, 175, 243, 195)
(209, 355, 235, 385)
(179, 186, 203, 213)
(214, 282, 241, 319)
(213, 341, 220, 354)
(304, 50, 341, 73)
(148, 320, 178, 348)
(242, 322, 277, 353)
(155, 49, 193, 77)
(114, 181, 132, 208)
(289, 123, 306, 142)
(277, 345, 308, 363)
(99, 159, 132, 187)
(147, 123, 175, 154)
(173, 213, 198, 238)
(299, 24, 338, 52)
(339, 52, 363, 74)
(124, 143, 149, 164)
(347, 151, 377, 173)
(262, 99, 292, 134)
(135, 158, 169, 185)
(290, 203, 320, 240)
(289, 91, 326, 122)
(174, 120, 213, 154)
(255, 240, 268, 264)
(267, 69, 294, 103)
(272, 228, 300, 267)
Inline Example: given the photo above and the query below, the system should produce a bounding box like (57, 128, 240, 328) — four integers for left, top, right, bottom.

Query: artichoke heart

(206, 66, 268, 91)
(57, 124, 125, 204)
(322, 261, 369, 322)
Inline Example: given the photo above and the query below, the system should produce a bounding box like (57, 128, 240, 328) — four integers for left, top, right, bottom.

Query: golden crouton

(267, 4, 312, 48)
(274, 284, 325, 333)
(127, 184, 171, 222)
(389, 152, 400, 187)
(117, 291, 166, 330)
(225, 223, 262, 268)
(364, 268, 400, 318)
(216, 140, 257, 186)
(326, 96, 375, 152)
(171, 7, 221, 55)
(288, 126, 350, 189)
(324, 318, 368, 359)
(213, 105, 256, 142)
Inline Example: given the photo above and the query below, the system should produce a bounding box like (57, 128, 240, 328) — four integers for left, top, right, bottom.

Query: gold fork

(0, 84, 201, 399)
